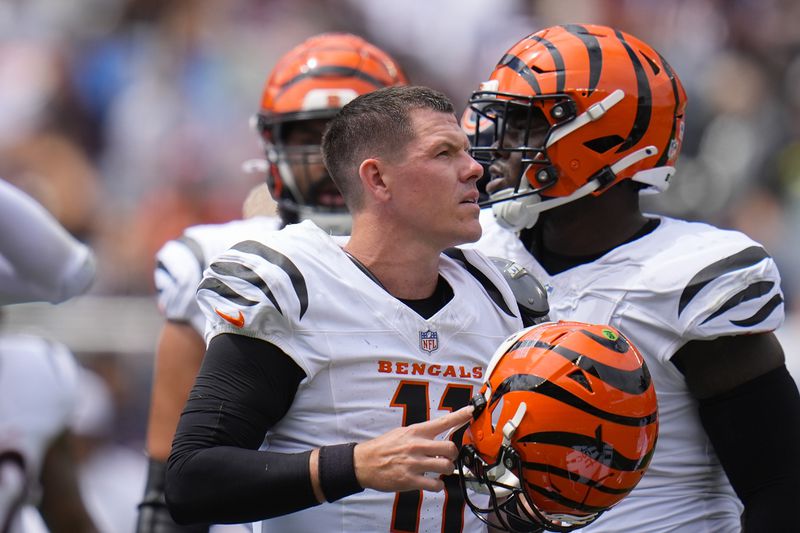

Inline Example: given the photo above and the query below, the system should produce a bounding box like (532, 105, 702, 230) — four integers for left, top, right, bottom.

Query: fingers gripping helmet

(470, 24, 687, 231)
(256, 33, 408, 233)
(458, 321, 658, 532)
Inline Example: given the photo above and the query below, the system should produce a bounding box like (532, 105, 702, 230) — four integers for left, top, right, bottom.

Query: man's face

(385, 108, 484, 248)
(281, 118, 344, 209)
(485, 104, 549, 196)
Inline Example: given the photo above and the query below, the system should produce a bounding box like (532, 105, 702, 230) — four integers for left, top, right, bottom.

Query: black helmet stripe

(614, 30, 652, 152)
(490, 374, 657, 426)
(497, 53, 541, 94)
(276, 65, 387, 99)
(523, 461, 638, 493)
(525, 483, 616, 514)
(519, 431, 653, 471)
(561, 24, 603, 95)
(527, 35, 565, 93)
(508, 339, 651, 395)
(655, 52, 681, 167)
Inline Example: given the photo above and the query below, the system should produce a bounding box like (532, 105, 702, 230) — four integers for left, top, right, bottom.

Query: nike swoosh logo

(215, 308, 245, 328)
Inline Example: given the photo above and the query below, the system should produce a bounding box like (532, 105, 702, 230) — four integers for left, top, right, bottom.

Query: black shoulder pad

(489, 256, 550, 327)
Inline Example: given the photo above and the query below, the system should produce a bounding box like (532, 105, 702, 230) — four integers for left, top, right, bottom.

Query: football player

(0, 178, 95, 305)
(136, 33, 409, 533)
(164, 86, 535, 532)
(0, 334, 99, 533)
(469, 24, 800, 532)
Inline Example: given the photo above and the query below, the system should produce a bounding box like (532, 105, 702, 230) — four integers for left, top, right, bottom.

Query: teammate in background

(135, 33, 408, 533)
(469, 24, 800, 532)
(0, 335, 99, 533)
(164, 85, 531, 532)
(0, 178, 95, 305)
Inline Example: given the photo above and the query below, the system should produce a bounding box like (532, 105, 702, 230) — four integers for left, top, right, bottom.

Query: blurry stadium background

(1, 1, 799, 528)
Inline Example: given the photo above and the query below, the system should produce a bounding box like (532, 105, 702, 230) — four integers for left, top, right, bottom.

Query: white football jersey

(0, 335, 80, 533)
(154, 216, 282, 334)
(197, 220, 525, 533)
(474, 211, 785, 532)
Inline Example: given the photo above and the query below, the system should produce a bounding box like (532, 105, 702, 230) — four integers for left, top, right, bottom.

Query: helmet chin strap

(490, 145, 659, 233)
(491, 178, 600, 232)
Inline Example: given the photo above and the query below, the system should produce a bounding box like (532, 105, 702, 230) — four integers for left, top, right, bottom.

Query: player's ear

(358, 158, 390, 202)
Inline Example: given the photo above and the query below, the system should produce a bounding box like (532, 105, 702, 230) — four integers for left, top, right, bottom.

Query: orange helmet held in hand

(255, 33, 408, 233)
(470, 24, 687, 231)
(458, 320, 658, 532)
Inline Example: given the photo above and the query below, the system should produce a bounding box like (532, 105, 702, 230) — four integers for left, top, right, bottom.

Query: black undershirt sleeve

(698, 365, 800, 532)
(165, 333, 315, 524)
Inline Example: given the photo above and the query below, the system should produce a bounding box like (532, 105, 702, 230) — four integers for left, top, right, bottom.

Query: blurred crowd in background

(1, 0, 799, 530)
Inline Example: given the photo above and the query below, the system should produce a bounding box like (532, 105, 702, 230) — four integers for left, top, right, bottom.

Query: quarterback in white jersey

(183, 221, 523, 532)
(464, 23, 800, 532)
(0, 179, 95, 305)
(0, 335, 97, 532)
(165, 87, 539, 532)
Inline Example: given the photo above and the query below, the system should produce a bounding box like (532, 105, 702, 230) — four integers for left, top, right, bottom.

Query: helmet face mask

(469, 24, 687, 231)
(257, 116, 346, 228)
(255, 33, 408, 233)
(470, 90, 575, 204)
(458, 321, 659, 532)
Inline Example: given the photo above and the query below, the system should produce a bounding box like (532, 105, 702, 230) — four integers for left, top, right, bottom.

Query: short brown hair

(321, 85, 454, 211)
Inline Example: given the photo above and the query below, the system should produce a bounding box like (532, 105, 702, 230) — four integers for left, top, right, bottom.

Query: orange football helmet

(458, 321, 658, 531)
(255, 33, 408, 232)
(469, 24, 687, 231)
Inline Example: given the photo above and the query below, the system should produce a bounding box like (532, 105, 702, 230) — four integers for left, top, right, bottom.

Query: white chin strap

(491, 145, 663, 233)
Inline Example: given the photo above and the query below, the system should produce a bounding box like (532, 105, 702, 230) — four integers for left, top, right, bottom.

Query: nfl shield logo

(419, 330, 439, 354)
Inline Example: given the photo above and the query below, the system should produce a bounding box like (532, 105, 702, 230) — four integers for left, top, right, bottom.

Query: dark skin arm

(39, 430, 99, 533)
(671, 331, 784, 400)
(672, 331, 800, 532)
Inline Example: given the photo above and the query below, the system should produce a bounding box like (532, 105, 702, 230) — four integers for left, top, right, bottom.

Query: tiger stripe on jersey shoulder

(209, 260, 283, 315)
(730, 294, 784, 328)
(443, 247, 515, 318)
(232, 240, 308, 319)
(196, 238, 309, 321)
(197, 277, 259, 307)
(678, 246, 771, 317)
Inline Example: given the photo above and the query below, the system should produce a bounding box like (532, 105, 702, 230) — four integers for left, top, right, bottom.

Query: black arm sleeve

(137, 458, 209, 533)
(165, 333, 314, 525)
(698, 365, 800, 532)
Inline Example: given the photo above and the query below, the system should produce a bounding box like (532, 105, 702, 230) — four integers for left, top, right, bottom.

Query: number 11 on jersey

(389, 381, 473, 533)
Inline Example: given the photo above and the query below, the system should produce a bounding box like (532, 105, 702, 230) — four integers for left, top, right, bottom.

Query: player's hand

(353, 405, 473, 493)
